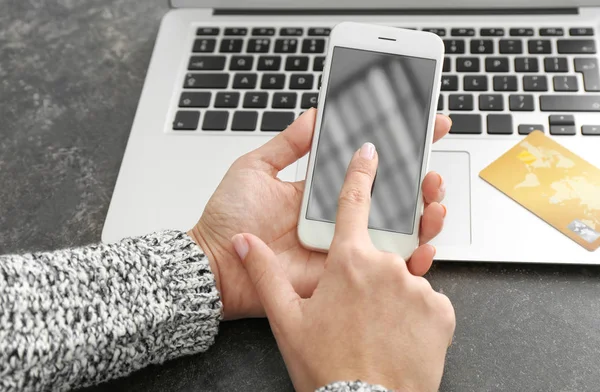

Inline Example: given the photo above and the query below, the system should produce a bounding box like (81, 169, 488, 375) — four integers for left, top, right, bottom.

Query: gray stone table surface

(1, 1, 600, 391)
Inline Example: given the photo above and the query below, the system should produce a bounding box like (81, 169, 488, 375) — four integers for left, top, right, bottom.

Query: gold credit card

(480, 131, 600, 251)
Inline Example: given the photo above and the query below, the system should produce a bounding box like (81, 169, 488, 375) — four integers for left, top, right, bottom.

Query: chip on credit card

(480, 131, 600, 251)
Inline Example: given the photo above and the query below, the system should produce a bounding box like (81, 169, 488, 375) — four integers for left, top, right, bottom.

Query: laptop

(102, 0, 600, 264)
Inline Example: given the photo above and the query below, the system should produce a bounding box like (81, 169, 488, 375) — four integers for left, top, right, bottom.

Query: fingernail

(441, 204, 447, 218)
(359, 142, 376, 160)
(431, 245, 437, 257)
(232, 234, 249, 260)
(438, 173, 446, 194)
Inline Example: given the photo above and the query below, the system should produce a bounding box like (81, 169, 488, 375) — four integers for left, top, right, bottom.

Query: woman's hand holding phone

(191, 109, 450, 320)
(232, 142, 456, 392)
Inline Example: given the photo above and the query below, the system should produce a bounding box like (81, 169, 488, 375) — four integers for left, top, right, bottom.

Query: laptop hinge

(213, 8, 578, 16)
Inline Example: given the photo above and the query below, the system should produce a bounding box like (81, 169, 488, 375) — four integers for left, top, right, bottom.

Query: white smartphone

(297, 22, 445, 260)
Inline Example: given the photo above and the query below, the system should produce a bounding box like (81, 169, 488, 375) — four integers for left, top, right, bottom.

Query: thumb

(232, 233, 302, 324)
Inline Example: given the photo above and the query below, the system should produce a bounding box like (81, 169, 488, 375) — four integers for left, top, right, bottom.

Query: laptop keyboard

(173, 25, 600, 136)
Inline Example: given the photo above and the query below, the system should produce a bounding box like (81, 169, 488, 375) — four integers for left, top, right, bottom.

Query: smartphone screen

(306, 46, 437, 235)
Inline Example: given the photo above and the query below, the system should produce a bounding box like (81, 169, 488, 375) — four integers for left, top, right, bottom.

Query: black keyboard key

(582, 125, 600, 135)
(449, 94, 474, 110)
(456, 57, 480, 72)
(485, 57, 509, 72)
(243, 92, 269, 108)
(232, 73, 257, 89)
(215, 92, 240, 108)
(230, 56, 253, 70)
(247, 39, 271, 53)
(252, 28, 275, 36)
(479, 94, 504, 111)
(515, 57, 539, 72)
(509, 94, 535, 111)
(261, 112, 295, 131)
(232, 111, 258, 131)
(544, 57, 569, 72)
(519, 124, 545, 135)
(197, 27, 219, 36)
(493, 75, 518, 91)
(549, 114, 575, 125)
(179, 92, 211, 108)
(451, 28, 475, 36)
(224, 28, 247, 36)
(301, 93, 319, 109)
(314, 56, 326, 72)
(273, 92, 298, 108)
(444, 40, 465, 54)
(202, 111, 229, 131)
(441, 75, 458, 91)
(173, 111, 200, 130)
(257, 56, 282, 71)
(464, 75, 488, 91)
(528, 40, 552, 54)
(553, 76, 579, 92)
(487, 114, 514, 134)
(286, 56, 309, 71)
(570, 27, 594, 36)
(280, 28, 304, 36)
(220, 39, 244, 53)
(443, 57, 451, 72)
(449, 114, 482, 134)
(193, 39, 216, 53)
(510, 28, 534, 36)
(308, 28, 331, 36)
(550, 125, 576, 135)
(523, 75, 548, 91)
(184, 73, 229, 89)
(499, 39, 523, 54)
(575, 58, 600, 91)
(261, 73, 286, 89)
(274, 39, 298, 53)
(557, 39, 596, 54)
(188, 56, 226, 71)
(539, 28, 564, 36)
(470, 39, 494, 54)
(302, 39, 326, 53)
(423, 28, 446, 36)
(480, 28, 504, 36)
(290, 74, 314, 89)
(437, 95, 444, 111)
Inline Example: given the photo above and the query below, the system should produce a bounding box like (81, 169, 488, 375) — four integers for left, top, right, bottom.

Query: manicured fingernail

(438, 173, 446, 194)
(441, 204, 447, 218)
(232, 234, 249, 260)
(360, 142, 376, 160)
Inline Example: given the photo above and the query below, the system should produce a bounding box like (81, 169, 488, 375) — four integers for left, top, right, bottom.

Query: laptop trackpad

(428, 151, 471, 247)
(295, 151, 471, 247)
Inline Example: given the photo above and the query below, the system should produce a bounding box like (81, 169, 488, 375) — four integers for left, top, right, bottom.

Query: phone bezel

(297, 21, 445, 259)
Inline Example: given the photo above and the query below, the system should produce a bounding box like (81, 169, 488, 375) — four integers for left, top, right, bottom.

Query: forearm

(0, 230, 222, 392)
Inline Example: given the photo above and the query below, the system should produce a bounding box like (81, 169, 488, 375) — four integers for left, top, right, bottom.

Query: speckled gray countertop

(1, 2, 600, 391)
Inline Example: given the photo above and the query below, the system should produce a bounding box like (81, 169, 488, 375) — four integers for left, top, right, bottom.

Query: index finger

(333, 142, 379, 242)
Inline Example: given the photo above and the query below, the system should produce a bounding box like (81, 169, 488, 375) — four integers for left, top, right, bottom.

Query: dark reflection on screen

(306, 46, 436, 234)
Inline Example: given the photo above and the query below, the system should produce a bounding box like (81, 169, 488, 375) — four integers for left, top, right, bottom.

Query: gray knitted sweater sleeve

(0, 230, 389, 392)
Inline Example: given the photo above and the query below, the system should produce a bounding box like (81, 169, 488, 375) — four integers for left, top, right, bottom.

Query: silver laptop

(102, 0, 600, 264)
